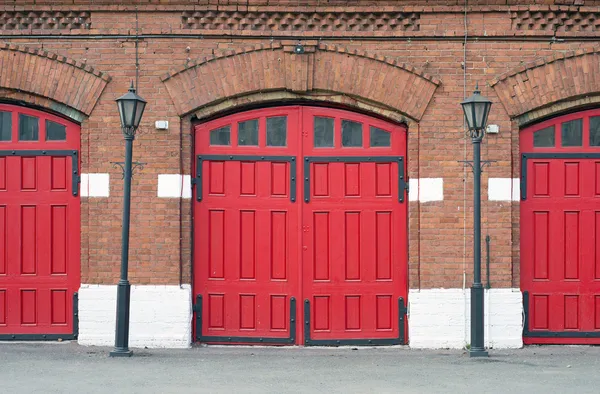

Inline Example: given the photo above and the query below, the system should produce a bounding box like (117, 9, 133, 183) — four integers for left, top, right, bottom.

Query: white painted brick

(408, 288, 523, 349)
(157, 174, 191, 198)
(408, 178, 444, 202)
(488, 178, 520, 202)
(78, 284, 192, 349)
(80, 173, 110, 197)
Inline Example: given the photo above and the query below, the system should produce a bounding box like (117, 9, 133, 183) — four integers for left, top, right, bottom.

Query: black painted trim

(194, 295, 297, 344)
(0, 292, 79, 341)
(303, 297, 407, 346)
(303, 156, 406, 203)
(522, 291, 600, 338)
(196, 155, 296, 203)
(520, 152, 600, 201)
(0, 150, 80, 196)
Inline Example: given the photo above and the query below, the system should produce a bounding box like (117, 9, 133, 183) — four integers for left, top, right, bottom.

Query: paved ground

(1, 343, 599, 394)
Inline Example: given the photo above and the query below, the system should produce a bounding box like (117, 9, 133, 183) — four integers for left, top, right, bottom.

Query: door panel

(194, 108, 300, 344)
(521, 154, 600, 343)
(0, 153, 79, 338)
(301, 108, 407, 345)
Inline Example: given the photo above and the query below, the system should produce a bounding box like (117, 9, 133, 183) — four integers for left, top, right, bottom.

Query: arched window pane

(46, 120, 66, 141)
(342, 120, 363, 147)
(561, 119, 582, 147)
(533, 126, 555, 147)
(19, 114, 39, 141)
(0, 111, 11, 141)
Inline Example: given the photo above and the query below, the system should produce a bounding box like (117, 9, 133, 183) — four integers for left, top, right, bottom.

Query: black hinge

(402, 177, 409, 194)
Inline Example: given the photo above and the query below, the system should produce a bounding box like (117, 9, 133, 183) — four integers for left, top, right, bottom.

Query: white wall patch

(488, 178, 520, 202)
(78, 284, 192, 349)
(157, 174, 192, 198)
(408, 178, 444, 203)
(80, 173, 110, 197)
(408, 288, 523, 349)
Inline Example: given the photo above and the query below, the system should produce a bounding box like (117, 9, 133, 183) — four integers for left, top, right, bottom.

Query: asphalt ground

(0, 343, 599, 394)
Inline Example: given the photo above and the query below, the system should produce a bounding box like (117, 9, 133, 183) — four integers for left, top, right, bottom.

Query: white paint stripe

(488, 178, 520, 201)
(80, 173, 110, 197)
(157, 174, 192, 198)
(408, 178, 444, 202)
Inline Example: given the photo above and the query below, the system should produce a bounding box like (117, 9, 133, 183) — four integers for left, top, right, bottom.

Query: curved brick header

(0, 43, 110, 118)
(491, 47, 600, 119)
(161, 42, 440, 121)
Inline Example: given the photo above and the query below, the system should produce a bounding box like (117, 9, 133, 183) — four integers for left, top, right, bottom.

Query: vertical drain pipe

(485, 235, 491, 289)
(485, 235, 491, 347)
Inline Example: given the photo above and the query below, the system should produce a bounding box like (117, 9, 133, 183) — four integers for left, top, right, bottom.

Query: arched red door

(193, 106, 408, 345)
(0, 104, 80, 340)
(521, 109, 600, 344)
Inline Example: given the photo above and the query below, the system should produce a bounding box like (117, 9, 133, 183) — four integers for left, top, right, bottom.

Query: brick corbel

(0, 43, 110, 121)
(161, 42, 440, 122)
(491, 48, 600, 124)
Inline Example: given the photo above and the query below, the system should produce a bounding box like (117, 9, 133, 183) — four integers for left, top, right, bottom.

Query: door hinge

(190, 177, 197, 186)
(403, 177, 409, 193)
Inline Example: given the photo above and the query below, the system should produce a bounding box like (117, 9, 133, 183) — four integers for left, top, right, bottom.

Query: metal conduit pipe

(0, 34, 573, 42)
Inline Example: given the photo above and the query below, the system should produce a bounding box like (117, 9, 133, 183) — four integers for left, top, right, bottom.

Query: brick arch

(491, 48, 600, 124)
(161, 42, 440, 122)
(0, 43, 110, 121)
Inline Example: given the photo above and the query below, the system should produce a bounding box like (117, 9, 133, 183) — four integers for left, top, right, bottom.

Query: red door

(0, 104, 80, 340)
(194, 108, 301, 344)
(193, 106, 407, 345)
(301, 108, 407, 345)
(521, 109, 600, 344)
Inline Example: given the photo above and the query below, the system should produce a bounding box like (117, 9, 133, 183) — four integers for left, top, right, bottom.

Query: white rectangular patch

(78, 284, 192, 349)
(80, 173, 110, 197)
(157, 174, 192, 198)
(488, 178, 520, 201)
(408, 178, 444, 202)
(408, 288, 523, 349)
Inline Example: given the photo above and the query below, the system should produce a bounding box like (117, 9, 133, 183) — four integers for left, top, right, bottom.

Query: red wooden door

(193, 106, 408, 345)
(0, 104, 80, 339)
(301, 108, 407, 345)
(194, 108, 301, 344)
(521, 109, 600, 344)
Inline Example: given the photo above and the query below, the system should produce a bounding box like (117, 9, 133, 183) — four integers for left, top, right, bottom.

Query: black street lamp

(110, 82, 147, 357)
(461, 85, 492, 358)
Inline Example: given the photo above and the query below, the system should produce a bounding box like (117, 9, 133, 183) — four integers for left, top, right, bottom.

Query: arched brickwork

(161, 42, 440, 122)
(491, 48, 600, 124)
(0, 43, 110, 121)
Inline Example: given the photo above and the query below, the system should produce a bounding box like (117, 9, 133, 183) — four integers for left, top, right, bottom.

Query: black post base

(109, 349, 133, 357)
(470, 285, 488, 358)
(111, 280, 132, 357)
(469, 349, 489, 358)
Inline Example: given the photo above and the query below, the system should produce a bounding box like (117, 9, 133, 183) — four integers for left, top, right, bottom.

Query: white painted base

(78, 284, 192, 349)
(408, 288, 523, 349)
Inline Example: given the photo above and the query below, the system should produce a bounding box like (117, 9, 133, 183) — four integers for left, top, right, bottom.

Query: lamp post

(110, 82, 147, 357)
(461, 85, 492, 358)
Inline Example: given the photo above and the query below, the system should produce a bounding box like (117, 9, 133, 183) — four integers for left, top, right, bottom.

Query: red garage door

(0, 104, 80, 340)
(521, 109, 600, 344)
(193, 106, 407, 345)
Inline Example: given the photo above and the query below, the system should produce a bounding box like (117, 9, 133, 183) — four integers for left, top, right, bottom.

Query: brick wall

(1, 0, 598, 289)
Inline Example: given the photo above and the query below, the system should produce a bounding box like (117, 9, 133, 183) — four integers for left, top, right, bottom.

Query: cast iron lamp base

(110, 349, 133, 357)
(469, 349, 489, 358)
